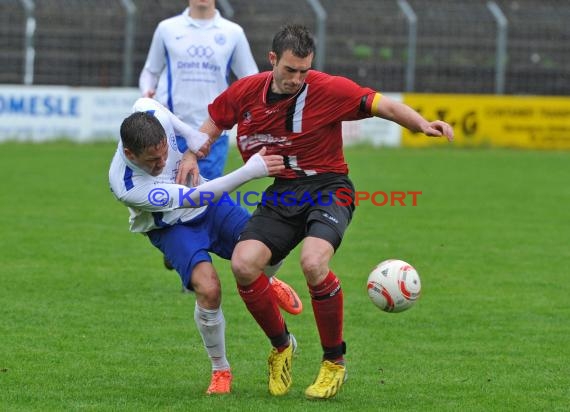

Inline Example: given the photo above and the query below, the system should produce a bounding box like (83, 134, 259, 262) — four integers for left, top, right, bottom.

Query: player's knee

(191, 263, 222, 308)
(195, 281, 222, 308)
(300, 252, 328, 280)
(231, 241, 269, 285)
(230, 254, 257, 284)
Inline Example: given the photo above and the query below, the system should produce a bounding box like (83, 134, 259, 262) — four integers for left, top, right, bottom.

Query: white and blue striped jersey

(109, 98, 208, 233)
(140, 8, 258, 130)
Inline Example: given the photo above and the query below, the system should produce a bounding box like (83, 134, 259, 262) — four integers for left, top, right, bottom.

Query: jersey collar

(182, 7, 222, 29)
(262, 71, 309, 105)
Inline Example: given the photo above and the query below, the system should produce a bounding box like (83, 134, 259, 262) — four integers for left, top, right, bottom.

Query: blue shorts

(198, 134, 229, 180)
(147, 201, 250, 288)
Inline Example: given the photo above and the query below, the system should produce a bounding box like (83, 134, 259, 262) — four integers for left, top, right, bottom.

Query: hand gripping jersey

(208, 70, 380, 179)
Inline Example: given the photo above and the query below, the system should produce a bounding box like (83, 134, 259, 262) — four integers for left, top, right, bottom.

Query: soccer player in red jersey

(177, 24, 454, 399)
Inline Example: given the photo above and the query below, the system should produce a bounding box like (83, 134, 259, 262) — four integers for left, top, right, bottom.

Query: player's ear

(269, 51, 277, 66)
(123, 147, 136, 161)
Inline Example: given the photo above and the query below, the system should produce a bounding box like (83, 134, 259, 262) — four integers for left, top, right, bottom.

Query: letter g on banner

(148, 188, 170, 206)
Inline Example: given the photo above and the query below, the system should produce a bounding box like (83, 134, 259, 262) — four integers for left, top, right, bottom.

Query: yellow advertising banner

(401, 94, 570, 149)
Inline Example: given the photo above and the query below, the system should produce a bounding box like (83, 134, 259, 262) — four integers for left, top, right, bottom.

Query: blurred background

(1, 0, 569, 95)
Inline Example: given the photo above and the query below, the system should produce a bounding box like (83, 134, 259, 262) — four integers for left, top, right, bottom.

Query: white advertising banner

(0, 85, 140, 141)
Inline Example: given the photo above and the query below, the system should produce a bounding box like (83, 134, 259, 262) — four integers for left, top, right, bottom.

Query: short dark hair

(120, 111, 166, 155)
(271, 24, 315, 61)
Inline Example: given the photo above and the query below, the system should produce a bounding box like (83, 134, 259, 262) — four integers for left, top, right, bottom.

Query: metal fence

(1, 0, 569, 95)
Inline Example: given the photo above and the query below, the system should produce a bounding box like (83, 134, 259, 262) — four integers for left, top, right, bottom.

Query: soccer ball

(367, 259, 421, 313)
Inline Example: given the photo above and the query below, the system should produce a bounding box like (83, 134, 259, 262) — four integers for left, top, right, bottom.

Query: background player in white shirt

(139, 0, 258, 180)
(109, 98, 300, 394)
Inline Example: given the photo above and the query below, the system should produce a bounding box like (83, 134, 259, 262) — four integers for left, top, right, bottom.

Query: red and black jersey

(208, 70, 379, 179)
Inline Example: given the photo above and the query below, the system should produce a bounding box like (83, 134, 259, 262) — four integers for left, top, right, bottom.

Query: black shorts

(239, 173, 356, 265)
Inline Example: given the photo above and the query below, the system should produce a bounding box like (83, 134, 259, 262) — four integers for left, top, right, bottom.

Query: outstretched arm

(178, 147, 284, 208)
(120, 148, 284, 211)
(375, 94, 454, 141)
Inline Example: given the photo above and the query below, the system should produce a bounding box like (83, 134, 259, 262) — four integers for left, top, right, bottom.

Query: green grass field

(1, 142, 568, 411)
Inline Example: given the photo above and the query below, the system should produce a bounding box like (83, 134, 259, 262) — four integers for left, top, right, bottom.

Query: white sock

(194, 302, 230, 371)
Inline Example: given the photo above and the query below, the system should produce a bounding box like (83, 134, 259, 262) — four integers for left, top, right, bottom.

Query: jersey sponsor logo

(179, 45, 221, 74)
(201, 62, 221, 72)
(237, 133, 291, 152)
(186, 45, 214, 58)
(242, 111, 252, 124)
(176, 61, 221, 73)
(177, 61, 200, 69)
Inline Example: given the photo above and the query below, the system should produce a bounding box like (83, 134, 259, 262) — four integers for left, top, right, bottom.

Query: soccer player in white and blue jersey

(139, 0, 258, 179)
(108, 98, 296, 394)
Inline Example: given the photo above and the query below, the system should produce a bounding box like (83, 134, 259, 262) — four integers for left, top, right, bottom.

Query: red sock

(309, 271, 344, 361)
(237, 275, 287, 347)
